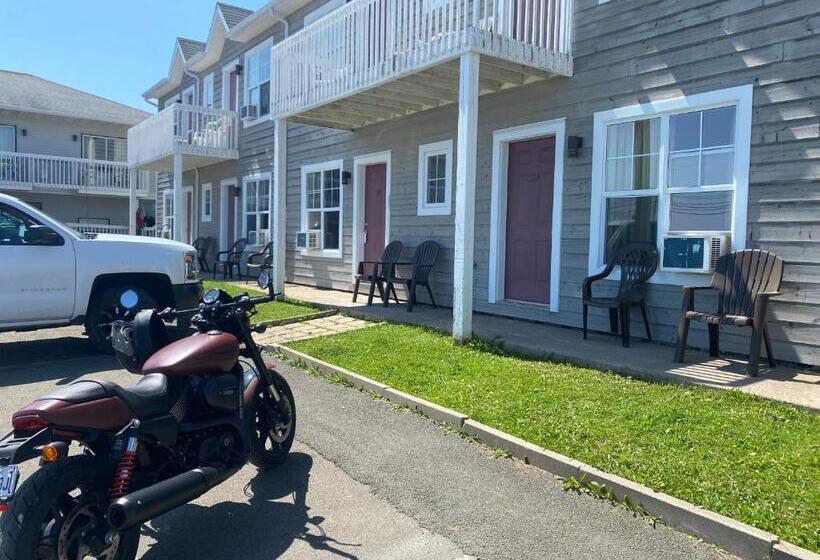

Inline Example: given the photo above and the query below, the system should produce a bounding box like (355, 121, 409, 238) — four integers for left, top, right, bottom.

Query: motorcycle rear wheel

(0, 455, 140, 560)
(249, 375, 296, 469)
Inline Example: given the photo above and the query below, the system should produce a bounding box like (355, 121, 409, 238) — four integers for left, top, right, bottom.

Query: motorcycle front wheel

(0, 455, 140, 560)
(248, 374, 296, 469)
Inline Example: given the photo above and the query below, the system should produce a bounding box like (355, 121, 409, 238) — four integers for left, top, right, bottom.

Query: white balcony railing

(128, 104, 239, 169)
(0, 151, 153, 195)
(271, 0, 573, 118)
(65, 224, 159, 237)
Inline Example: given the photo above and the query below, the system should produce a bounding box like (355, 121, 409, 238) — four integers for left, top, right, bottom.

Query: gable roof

(177, 38, 206, 61)
(0, 70, 150, 126)
(218, 3, 254, 29)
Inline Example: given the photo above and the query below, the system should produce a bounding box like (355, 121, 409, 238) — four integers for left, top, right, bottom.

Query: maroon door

(185, 190, 193, 244)
(363, 163, 387, 263)
(226, 186, 236, 246)
(228, 71, 237, 111)
(504, 136, 555, 304)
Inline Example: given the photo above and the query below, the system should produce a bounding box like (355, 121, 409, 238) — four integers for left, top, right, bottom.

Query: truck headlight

(184, 251, 198, 280)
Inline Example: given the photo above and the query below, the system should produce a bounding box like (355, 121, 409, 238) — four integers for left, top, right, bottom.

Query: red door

(185, 190, 193, 244)
(229, 71, 237, 111)
(226, 186, 236, 246)
(363, 164, 387, 263)
(504, 136, 555, 304)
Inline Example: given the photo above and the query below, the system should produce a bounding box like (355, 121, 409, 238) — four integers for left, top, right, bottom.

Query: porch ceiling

(288, 56, 560, 131)
(133, 152, 237, 173)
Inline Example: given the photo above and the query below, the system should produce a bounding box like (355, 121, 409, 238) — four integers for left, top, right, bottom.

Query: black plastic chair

(674, 249, 783, 376)
(582, 243, 659, 347)
(213, 238, 248, 280)
(192, 236, 214, 274)
(384, 240, 440, 312)
(353, 240, 403, 305)
(246, 241, 273, 283)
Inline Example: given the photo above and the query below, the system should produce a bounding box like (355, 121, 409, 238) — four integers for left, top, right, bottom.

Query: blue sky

(0, 0, 268, 113)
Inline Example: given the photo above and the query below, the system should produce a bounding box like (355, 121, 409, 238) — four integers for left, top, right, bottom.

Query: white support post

(173, 153, 184, 242)
(272, 118, 288, 296)
(452, 52, 479, 342)
(128, 169, 138, 236)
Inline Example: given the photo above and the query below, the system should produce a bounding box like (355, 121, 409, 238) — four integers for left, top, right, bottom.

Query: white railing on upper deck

(0, 151, 152, 195)
(271, 0, 572, 118)
(66, 223, 131, 236)
(127, 103, 239, 169)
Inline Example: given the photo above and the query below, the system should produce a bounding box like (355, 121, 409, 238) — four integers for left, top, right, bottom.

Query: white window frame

(417, 140, 453, 216)
(221, 58, 240, 111)
(202, 73, 215, 108)
(243, 38, 273, 128)
(181, 84, 196, 106)
(162, 190, 175, 238)
(242, 172, 272, 248)
(80, 134, 127, 162)
(201, 183, 213, 222)
(300, 159, 344, 259)
(589, 84, 753, 285)
(0, 124, 16, 152)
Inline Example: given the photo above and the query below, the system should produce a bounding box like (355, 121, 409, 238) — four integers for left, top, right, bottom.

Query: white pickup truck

(0, 193, 202, 352)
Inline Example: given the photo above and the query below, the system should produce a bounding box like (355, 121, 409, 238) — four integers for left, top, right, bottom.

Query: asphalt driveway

(0, 328, 735, 559)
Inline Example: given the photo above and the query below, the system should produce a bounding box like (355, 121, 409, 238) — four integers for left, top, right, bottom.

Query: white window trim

(80, 134, 127, 162)
(162, 190, 175, 238)
(242, 38, 273, 128)
(589, 84, 753, 285)
(181, 84, 196, 106)
(221, 58, 240, 111)
(202, 73, 215, 108)
(300, 159, 344, 259)
(352, 151, 392, 282)
(201, 183, 213, 222)
(242, 172, 272, 248)
(417, 140, 453, 216)
(488, 118, 566, 313)
(0, 124, 16, 152)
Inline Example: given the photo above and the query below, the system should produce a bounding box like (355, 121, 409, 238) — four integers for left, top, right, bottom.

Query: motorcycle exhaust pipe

(107, 465, 240, 531)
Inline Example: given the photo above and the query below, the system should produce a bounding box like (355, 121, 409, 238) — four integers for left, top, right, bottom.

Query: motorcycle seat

(43, 374, 171, 418)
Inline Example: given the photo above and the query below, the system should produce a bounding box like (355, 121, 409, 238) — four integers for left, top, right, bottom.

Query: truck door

(0, 202, 75, 326)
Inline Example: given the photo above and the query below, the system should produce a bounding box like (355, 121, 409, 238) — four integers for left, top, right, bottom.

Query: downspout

(183, 70, 201, 105)
(269, 8, 289, 37)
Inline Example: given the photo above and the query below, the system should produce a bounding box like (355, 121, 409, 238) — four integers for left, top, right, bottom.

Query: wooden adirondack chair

(384, 240, 440, 312)
(245, 241, 273, 283)
(353, 240, 403, 305)
(674, 249, 784, 376)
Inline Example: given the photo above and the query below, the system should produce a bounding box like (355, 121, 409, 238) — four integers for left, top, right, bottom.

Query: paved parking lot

(0, 327, 735, 559)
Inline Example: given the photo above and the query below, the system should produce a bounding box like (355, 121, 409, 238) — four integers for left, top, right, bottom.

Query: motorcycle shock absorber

(110, 420, 140, 500)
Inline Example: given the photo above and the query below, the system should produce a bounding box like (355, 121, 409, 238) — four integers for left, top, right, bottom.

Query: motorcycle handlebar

(157, 292, 280, 321)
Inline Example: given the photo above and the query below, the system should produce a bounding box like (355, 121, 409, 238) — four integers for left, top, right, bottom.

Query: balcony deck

(128, 104, 239, 171)
(271, 0, 573, 129)
(0, 151, 153, 197)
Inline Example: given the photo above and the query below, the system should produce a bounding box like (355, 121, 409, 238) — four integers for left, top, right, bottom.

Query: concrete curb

(266, 344, 810, 560)
(257, 309, 338, 328)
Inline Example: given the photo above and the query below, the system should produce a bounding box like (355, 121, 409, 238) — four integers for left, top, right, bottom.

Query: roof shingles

(177, 38, 206, 61)
(217, 3, 254, 29)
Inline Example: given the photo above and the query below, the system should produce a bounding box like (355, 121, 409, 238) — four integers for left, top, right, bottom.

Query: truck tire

(86, 286, 156, 354)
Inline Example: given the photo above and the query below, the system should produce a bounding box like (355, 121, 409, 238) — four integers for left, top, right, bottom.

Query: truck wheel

(86, 286, 156, 354)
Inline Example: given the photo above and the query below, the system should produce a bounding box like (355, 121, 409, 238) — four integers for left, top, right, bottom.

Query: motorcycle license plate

(0, 465, 19, 500)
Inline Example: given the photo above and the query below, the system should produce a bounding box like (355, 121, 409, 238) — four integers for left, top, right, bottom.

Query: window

(203, 73, 215, 108)
(82, 135, 127, 162)
(301, 161, 343, 256)
(0, 202, 57, 245)
(243, 175, 271, 246)
(0, 125, 15, 152)
(162, 190, 174, 238)
(244, 40, 271, 124)
(303, 0, 345, 26)
(201, 183, 213, 222)
(590, 85, 752, 280)
(417, 140, 453, 216)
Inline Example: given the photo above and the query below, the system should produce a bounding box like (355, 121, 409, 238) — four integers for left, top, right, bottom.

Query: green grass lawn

(290, 323, 820, 551)
(202, 280, 319, 323)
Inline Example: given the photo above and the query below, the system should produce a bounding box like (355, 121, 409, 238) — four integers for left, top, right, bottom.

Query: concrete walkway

(256, 314, 374, 344)
(283, 284, 820, 411)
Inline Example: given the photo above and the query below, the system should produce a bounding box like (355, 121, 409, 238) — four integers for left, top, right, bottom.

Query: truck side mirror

(24, 225, 64, 246)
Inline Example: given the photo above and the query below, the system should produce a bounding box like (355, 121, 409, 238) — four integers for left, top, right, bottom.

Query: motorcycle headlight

(184, 251, 198, 280)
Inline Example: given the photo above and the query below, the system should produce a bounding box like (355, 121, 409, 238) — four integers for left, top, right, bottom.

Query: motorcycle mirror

(257, 270, 271, 291)
(119, 290, 139, 310)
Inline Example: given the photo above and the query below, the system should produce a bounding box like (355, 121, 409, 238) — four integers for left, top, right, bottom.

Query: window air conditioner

(296, 231, 321, 251)
(239, 105, 258, 120)
(662, 234, 731, 273)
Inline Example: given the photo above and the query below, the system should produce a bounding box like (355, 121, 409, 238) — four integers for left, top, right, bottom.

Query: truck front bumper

(172, 281, 203, 310)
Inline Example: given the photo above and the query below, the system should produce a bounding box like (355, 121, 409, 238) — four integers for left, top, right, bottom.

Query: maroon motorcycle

(0, 271, 295, 560)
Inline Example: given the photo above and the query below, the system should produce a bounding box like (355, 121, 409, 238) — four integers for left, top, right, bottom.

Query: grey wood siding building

(135, 0, 820, 366)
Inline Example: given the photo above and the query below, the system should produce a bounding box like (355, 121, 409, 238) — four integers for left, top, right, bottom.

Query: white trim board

(242, 171, 273, 249)
(587, 83, 753, 286)
(417, 140, 453, 216)
(300, 159, 345, 260)
(488, 117, 566, 313)
(351, 151, 392, 283)
(221, 58, 240, 111)
(218, 178, 238, 252)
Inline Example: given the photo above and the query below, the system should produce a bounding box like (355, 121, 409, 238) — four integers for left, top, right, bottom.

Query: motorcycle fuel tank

(142, 332, 239, 378)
